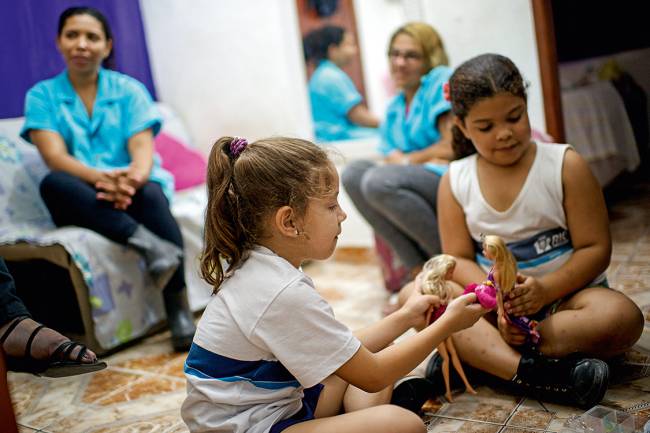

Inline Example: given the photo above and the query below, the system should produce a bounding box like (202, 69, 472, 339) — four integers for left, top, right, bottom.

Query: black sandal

(0, 316, 107, 378)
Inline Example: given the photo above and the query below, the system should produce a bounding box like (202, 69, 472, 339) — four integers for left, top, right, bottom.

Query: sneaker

(390, 377, 434, 414)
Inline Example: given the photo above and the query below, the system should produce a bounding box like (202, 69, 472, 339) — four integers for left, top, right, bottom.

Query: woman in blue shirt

(342, 22, 454, 294)
(304, 25, 379, 142)
(20, 7, 195, 352)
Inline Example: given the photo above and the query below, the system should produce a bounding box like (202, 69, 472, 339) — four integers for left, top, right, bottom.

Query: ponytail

(201, 136, 248, 291)
(451, 124, 476, 159)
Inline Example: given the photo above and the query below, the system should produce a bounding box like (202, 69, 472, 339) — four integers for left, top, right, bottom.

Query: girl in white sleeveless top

(432, 54, 643, 409)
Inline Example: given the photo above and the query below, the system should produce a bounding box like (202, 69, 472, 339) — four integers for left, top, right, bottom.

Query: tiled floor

(7, 178, 650, 432)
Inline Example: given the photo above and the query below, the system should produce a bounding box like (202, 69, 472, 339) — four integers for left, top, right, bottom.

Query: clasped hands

(95, 165, 147, 210)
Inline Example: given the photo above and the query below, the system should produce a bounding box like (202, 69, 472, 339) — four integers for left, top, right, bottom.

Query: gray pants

(341, 160, 442, 271)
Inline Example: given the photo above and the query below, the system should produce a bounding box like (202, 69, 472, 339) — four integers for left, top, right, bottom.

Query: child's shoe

(390, 377, 434, 414)
(511, 352, 609, 409)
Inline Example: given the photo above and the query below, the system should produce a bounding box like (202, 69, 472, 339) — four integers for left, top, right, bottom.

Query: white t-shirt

(182, 246, 361, 433)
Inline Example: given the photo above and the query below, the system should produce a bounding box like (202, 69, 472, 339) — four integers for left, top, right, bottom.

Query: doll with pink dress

(417, 254, 477, 401)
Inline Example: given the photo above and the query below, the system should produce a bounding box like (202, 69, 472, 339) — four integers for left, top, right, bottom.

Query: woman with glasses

(342, 23, 453, 310)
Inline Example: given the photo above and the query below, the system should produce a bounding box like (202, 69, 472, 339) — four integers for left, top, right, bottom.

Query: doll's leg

(536, 286, 643, 358)
(437, 342, 453, 401)
(452, 313, 521, 380)
(445, 337, 477, 394)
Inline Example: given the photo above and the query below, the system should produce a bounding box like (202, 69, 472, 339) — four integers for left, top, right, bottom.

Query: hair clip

(443, 82, 451, 102)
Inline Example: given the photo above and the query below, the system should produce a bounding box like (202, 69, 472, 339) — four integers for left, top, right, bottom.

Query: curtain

(0, 0, 157, 119)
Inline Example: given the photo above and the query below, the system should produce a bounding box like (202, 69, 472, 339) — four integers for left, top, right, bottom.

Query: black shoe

(390, 377, 434, 414)
(512, 353, 609, 409)
(163, 290, 196, 352)
(425, 352, 487, 397)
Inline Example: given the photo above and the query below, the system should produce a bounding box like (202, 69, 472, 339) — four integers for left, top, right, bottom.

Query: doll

(418, 254, 477, 401)
(478, 235, 540, 344)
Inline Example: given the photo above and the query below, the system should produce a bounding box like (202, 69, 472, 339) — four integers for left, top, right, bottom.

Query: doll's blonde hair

(483, 235, 517, 294)
(419, 254, 455, 303)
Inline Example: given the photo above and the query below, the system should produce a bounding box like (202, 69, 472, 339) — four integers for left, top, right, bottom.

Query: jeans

(0, 257, 31, 327)
(39, 171, 185, 293)
(341, 160, 442, 271)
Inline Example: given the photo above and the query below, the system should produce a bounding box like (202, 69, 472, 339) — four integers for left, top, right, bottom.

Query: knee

(608, 297, 644, 348)
(585, 294, 645, 354)
(341, 160, 374, 194)
(360, 168, 393, 203)
(136, 183, 170, 209)
(40, 171, 75, 199)
(377, 405, 426, 433)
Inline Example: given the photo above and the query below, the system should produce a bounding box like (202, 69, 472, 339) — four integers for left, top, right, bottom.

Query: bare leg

(292, 375, 423, 433)
(537, 287, 643, 358)
(437, 342, 452, 401)
(452, 314, 520, 380)
(445, 337, 477, 394)
(285, 404, 426, 433)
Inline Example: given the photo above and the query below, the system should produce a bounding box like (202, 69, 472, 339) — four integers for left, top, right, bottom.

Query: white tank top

(449, 142, 598, 280)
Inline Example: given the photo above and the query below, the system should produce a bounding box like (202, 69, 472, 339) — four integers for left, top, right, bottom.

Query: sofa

(0, 105, 212, 355)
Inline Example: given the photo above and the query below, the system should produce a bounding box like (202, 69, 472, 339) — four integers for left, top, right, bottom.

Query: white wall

(140, 0, 313, 154)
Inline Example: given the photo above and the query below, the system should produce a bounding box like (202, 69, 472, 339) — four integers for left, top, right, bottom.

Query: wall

(139, 0, 313, 153)
(140, 0, 545, 248)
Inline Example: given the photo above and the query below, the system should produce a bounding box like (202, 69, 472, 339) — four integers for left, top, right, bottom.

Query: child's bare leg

(452, 315, 520, 380)
(446, 337, 477, 394)
(342, 383, 393, 412)
(285, 405, 425, 433)
(437, 342, 452, 401)
(314, 375, 350, 418)
(537, 287, 643, 358)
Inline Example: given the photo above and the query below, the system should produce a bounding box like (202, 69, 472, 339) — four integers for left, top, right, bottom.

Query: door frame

(531, 0, 565, 142)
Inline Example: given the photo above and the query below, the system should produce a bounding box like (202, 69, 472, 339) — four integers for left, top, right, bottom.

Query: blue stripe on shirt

(184, 343, 300, 390)
(474, 227, 573, 270)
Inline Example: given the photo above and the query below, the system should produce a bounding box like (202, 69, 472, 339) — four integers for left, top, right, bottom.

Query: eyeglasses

(388, 49, 423, 62)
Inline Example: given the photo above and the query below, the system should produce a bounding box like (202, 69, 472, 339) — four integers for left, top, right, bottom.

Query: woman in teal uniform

(20, 7, 195, 351)
(304, 25, 379, 142)
(342, 22, 454, 290)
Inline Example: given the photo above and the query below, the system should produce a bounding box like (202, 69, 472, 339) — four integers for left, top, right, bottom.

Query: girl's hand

(497, 308, 527, 346)
(400, 288, 441, 329)
(504, 274, 547, 316)
(441, 293, 487, 333)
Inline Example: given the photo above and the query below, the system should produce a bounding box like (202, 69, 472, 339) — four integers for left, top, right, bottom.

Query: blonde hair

(418, 254, 455, 303)
(483, 235, 517, 293)
(388, 22, 449, 72)
(201, 136, 335, 292)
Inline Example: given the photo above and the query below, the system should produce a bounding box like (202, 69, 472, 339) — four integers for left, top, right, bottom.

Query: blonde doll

(418, 254, 477, 401)
(481, 235, 539, 344)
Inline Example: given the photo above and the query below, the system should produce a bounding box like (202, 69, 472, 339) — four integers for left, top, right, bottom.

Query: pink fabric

(154, 132, 207, 191)
(464, 282, 497, 310)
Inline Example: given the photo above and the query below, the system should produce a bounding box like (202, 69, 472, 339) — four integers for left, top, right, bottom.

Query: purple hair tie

(230, 137, 248, 158)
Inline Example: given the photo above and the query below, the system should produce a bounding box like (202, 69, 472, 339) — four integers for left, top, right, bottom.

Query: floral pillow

(0, 134, 53, 239)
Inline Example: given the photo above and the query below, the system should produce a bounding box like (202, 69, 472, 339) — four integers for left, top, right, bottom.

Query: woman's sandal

(0, 316, 107, 378)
